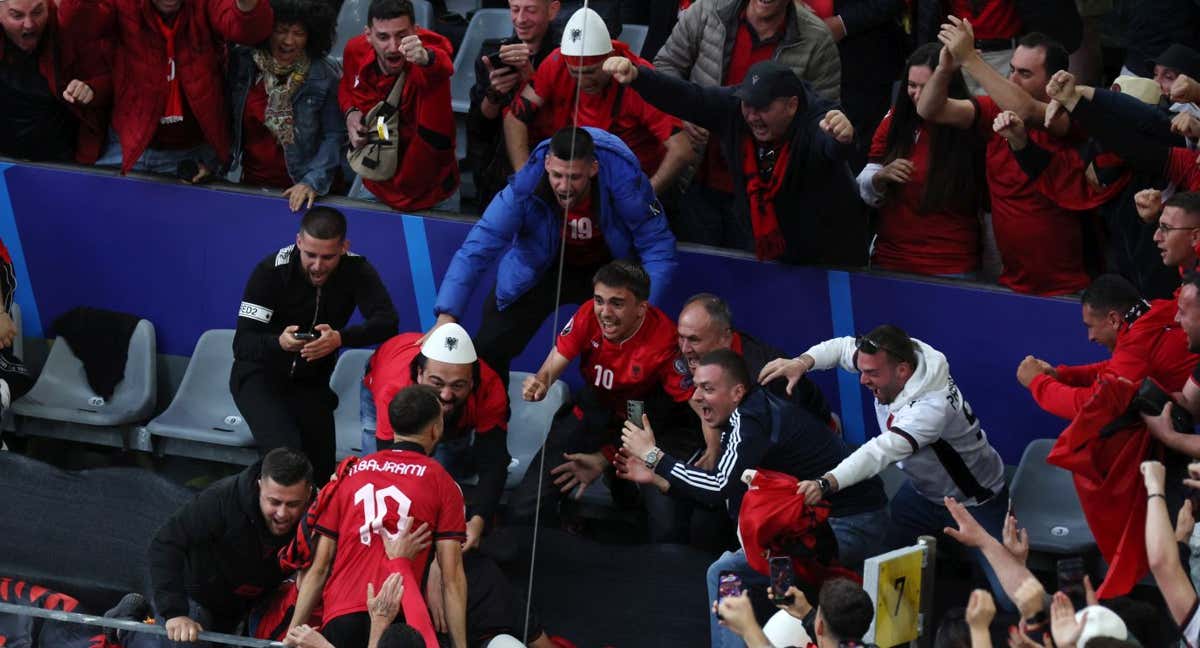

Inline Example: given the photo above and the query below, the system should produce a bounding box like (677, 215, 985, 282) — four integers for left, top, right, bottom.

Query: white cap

(1076, 605, 1128, 645)
(420, 323, 477, 364)
(560, 7, 613, 60)
(484, 636, 525, 648)
(1111, 75, 1162, 105)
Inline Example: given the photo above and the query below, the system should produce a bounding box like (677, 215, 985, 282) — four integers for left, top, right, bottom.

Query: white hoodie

(804, 337, 1005, 505)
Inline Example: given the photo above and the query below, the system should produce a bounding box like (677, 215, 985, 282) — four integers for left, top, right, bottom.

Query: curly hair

(262, 0, 336, 60)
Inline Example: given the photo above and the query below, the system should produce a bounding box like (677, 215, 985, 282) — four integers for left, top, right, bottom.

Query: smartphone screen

(769, 556, 795, 604)
(292, 331, 318, 341)
(717, 571, 743, 604)
(626, 399, 645, 426)
(1057, 557, 1086, 609)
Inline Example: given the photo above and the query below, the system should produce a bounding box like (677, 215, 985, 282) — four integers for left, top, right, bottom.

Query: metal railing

(0, 602, 284, 647)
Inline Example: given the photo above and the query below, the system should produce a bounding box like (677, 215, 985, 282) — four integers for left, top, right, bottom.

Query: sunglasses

(855, 335, 912, 363)
(757, 148, 778, 181)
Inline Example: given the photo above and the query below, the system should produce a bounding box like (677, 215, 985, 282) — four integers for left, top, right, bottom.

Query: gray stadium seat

(444, 0, 479, 15)
(331, 349, 373, 459)
(506, 370, 569, 488)
(621, 23, 648, 56)
(451, 9, 512, 113)
(332, 0, 433, 63)
(1009, 438, 1096, 554)
(11, 319, 156, 449)
(143, 329, 258, 464)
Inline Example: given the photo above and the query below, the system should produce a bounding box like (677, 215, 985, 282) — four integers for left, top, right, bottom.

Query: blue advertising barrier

(0, 162, 1106, 462)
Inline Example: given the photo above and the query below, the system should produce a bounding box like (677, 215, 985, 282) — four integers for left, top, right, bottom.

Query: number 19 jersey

(314, 448, 466, 623)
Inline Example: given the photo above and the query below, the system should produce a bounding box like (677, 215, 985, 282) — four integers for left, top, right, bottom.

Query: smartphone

(1057, 557, 1086, 609)
(769, 556, 795, 604)
(292, 331, 318, 341)
(716, 571, 743, 619)
(484, 36, 521, 70)
(626, 399, 645, 426)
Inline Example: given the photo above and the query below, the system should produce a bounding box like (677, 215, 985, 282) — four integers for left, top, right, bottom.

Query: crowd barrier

(0, 161, 1106, 463)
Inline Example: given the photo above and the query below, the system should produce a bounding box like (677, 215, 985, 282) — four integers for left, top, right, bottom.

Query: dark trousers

(463, 550, 544, 644)
(672, 184, 751, 251)
(231, 370, 337, 485)
(320, 611, 371, 648)
(474, 261, 603, 388)
(508, 397, 695, 544)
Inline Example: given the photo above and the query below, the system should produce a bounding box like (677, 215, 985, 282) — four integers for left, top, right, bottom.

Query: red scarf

(741, 137, 791, 260)
(153, 11, 183, 124)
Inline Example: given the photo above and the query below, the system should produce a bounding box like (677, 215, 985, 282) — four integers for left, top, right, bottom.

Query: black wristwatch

(817, 477, 833, 496)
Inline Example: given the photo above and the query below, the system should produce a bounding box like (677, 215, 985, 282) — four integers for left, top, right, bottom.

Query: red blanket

(1046, 376, 1151, 598)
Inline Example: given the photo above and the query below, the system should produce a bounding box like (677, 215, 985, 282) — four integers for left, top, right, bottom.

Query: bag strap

(384, 68, 407, 107)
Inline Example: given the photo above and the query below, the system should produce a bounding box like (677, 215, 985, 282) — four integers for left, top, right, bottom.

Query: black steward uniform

(231, 245, 398, 482)
(147, 462, 308, 632)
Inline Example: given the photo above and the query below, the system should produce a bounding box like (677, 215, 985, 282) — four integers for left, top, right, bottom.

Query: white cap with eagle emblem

(560, 6, 612, 64)
(420, 323, 478, 365)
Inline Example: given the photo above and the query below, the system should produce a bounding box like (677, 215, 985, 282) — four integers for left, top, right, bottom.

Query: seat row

(8, 324, 568, 489)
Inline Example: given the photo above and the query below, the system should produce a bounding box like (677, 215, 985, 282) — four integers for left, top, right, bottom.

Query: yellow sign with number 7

(865, 547, 924, 646)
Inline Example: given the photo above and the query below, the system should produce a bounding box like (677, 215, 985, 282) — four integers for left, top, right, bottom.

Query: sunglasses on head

(855, 335, 910, 363)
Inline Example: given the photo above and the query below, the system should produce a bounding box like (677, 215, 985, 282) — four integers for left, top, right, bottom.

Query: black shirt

(0, 36, 76, 162)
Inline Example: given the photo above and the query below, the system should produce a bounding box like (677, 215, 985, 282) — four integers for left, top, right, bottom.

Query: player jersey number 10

(593, 365, 614, 390)
(354, 483, 413, 546)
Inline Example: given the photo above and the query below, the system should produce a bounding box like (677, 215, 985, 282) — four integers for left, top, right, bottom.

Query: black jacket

(653, 388, 887, 520)
(738, 331, 833, 425)
(148, 463, 304, 622)
(631, 66, 868, 266)
(465, 24, 562, 209)
(232, 245, 398, 385)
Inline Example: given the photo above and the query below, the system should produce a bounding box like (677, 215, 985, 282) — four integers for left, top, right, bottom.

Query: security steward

(231, 206, 398, 483)
(148, 448, 314, 644)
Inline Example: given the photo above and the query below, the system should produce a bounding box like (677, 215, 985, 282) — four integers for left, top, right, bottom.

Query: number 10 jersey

(314, 448, 466, 623)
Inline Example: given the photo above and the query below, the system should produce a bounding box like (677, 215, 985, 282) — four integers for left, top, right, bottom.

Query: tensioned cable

(0, 602, 283, 647)
(522, 2, 594, 642)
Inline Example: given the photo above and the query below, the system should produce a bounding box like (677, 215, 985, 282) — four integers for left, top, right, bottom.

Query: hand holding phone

(626, 400, 645, 427)
(716, 571, 743, 620)
(769, 556, 795, 605)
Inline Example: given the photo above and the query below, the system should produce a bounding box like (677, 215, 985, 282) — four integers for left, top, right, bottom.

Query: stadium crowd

(10, 0, 1200, 645)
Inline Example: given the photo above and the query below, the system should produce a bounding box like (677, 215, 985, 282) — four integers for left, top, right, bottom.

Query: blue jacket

(434, 127, 677, 319)
(226, 47, 346, 195)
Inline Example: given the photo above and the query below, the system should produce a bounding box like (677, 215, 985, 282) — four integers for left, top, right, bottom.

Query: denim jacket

(226, 46, 346, 195)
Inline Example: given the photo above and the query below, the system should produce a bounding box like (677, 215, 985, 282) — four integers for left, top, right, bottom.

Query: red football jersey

(313, 448, 466, 623)
(556, 302, 691, 418)
(364, 333, 508, 442)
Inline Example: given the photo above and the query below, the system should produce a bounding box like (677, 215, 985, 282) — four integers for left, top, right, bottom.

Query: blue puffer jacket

(226, 46, 346, 195)
(434, 127, 677, 319)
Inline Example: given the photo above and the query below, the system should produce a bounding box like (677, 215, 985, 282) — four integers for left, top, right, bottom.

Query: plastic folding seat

(11, 318, 156, 449)
(506, 370, 569, 488)
(620, 23, 648, 56)
(332, 0, 433, 64)
(331, 349, 373, 459)
(1009, 438, 1096, 554)
(451, 9, 513, 113)
(143, 329, 258, 464)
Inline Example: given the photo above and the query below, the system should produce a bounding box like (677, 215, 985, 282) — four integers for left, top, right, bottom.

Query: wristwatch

(643, 446, 661, 469)
(817, 477, 833, 496)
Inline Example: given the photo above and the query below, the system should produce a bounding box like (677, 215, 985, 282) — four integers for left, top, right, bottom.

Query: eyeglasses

(1157, 222, 1200, 233)
(855, 335, 912, 363)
